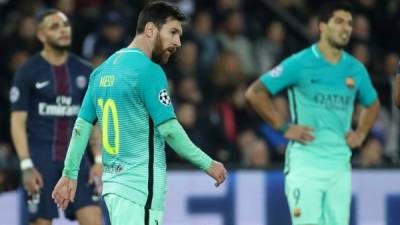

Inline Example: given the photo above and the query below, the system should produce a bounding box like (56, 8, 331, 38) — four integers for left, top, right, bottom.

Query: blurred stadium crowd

(1, 0, 400, 192)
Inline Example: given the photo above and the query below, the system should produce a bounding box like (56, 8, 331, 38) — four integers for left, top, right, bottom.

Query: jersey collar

(117, 48, 145, 55)
(311, 43, 346, 64)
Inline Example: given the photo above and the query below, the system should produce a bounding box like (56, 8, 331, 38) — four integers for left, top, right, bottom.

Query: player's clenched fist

(51, 176, 77, 210)
(207, 160, 227, 187)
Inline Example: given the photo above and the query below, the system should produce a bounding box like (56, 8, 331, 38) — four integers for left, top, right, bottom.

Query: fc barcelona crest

(346, 77, 355, 89)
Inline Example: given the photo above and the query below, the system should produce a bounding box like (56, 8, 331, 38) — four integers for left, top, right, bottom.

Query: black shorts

(22, 157, 99, 221)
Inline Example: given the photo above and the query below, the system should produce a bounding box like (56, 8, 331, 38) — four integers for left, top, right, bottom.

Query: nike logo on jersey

(35, 81, 50, 89)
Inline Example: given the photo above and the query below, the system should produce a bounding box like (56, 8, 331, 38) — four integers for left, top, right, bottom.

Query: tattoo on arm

(73, 128, 81, 137)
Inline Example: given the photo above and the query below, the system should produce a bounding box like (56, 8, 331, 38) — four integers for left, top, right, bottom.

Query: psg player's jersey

(10, 53, 92, 161)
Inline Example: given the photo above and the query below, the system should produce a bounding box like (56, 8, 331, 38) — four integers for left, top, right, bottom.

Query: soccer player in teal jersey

(246, 2, 379, 225)
(51, 2, 227, 225)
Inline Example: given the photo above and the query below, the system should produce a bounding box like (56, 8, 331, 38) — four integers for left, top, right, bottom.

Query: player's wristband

(278, 122, 292, 134)
(20, 158, 34, 170)
(94, 155, 102, 164)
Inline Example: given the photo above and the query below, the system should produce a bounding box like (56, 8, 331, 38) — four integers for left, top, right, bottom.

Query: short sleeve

(259, 55, 302, 95)
(78, 71, 97, 123)
(138, 64, 176, 126)
(10, 65, 32, 111)
(356, 65, 378, 107)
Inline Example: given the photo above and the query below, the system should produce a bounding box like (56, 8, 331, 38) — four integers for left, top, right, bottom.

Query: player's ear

(144, 22, 157, 38)
(318, 21, 327, 34)
(36, 29, 46, 43)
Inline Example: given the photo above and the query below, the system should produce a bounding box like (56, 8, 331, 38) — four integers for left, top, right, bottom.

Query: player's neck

(317, 40, 342, 64)
(41, 47, 68, 66)
(127, 35, 154, 59)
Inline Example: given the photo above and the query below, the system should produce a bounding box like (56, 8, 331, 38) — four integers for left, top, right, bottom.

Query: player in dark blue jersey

(10, 9, 102, 225)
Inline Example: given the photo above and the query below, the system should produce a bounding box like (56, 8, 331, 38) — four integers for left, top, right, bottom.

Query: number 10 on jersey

(98, 98, 120, 155)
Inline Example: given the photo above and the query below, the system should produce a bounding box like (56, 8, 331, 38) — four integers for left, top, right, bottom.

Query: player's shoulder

(342, 51, 368, 73)
(17, 53, 45, 73)
(146, 61, 165, 74)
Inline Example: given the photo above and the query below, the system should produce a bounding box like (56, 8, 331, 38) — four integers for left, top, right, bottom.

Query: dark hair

(136, 1, 186, 34)
(36, 9, 61, 25)
(318, 2, 354, 24)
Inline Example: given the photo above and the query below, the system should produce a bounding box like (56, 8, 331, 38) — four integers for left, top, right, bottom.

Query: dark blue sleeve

(10, 64, 32, 111)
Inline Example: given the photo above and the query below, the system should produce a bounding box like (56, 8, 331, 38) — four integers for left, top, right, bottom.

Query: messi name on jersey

(38, 95, 80, 116)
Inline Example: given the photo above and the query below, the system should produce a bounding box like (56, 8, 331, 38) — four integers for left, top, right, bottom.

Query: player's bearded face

(325, 10, 353, 50)
(152, 19, 182, 64)
(40, 13, 72, 51)
(152, 33, 169, 64)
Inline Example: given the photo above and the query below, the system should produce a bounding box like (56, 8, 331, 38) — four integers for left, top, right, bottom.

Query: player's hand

(89, 163, 103, 193)
(51, 176, 77, 210)
(345, 131, 366, 149)
(207, 160, 227, 187)
(284, 125, 315, 144)
(22, 167, 43, 194)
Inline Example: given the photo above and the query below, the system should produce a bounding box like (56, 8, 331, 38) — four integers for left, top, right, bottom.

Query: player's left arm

(346, 66, 380, 149)
(139, 64, 227, 186)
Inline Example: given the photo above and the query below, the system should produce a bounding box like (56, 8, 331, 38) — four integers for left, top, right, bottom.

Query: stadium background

(0, 0, 400, 224)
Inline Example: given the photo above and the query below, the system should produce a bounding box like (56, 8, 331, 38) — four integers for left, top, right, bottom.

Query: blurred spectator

(216, 8, 256, 76)
(241, 138, 270, 167)
(237, 129, 270, 167)
(4, 15, 40, 55)
(191, 10, 220, 80)
(305, 15, 319, 42)
(352, 14, 371, 43)
(169, 0, 195, 16)
(167, 41, 200, 82)
(176, 76, 203, 105)
(0, 142, 19, 192)
(82, 10, 130, 60)
(210, 51, 244, 100)
(254, 20, 287, 74)
(381, 53, 400, 162)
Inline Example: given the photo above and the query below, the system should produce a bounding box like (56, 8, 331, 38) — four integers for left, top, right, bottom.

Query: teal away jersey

(260, 44, 377, 171)
(79, 48, 176, 210)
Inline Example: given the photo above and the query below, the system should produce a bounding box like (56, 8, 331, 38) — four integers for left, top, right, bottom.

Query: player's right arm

(245, 57, 314, 144)
(10, 65, 43, 194)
